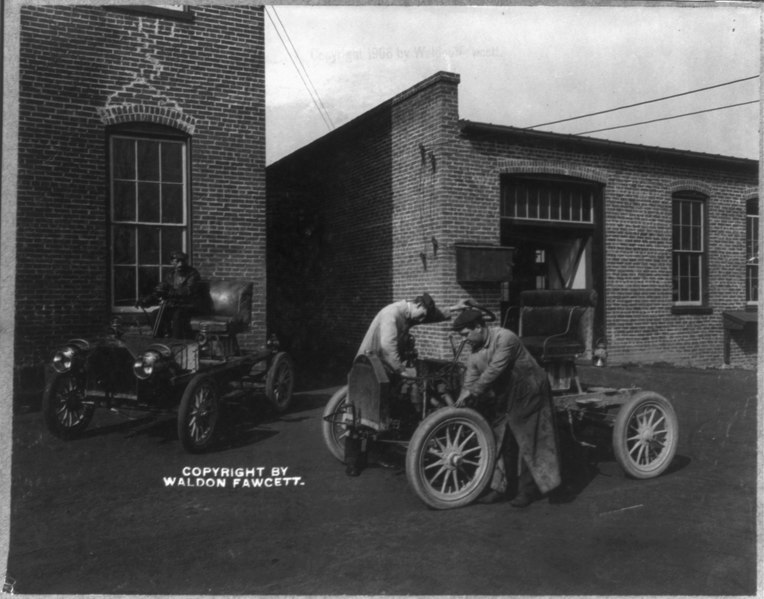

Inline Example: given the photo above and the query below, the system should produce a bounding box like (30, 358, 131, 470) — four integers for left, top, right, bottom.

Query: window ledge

(671, 306, 714, 315)
(106, 6, 195, 22)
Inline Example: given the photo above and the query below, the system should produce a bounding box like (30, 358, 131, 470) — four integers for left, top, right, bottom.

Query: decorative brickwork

(98, 105, 197, 134)
(496, 159, 610, 184)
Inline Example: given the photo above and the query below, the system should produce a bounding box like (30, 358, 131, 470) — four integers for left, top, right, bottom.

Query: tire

(406, 407, 496, 510)
(321, 385, 350, 463)
(265, 352, 295, 413)
(43, 373, 94, 439)
(177, 375, 220, 453)
(612, 391, 679, 479)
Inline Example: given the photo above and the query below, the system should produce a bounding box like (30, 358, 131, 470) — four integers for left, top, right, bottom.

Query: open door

(499, 175, 605, 343)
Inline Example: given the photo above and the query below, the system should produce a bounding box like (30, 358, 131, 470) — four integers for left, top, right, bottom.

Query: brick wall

(268, 73, 464, 377)
(17, 5, 266, 382)
(452, 135, 757, 368)
(267, 97, 395, 377)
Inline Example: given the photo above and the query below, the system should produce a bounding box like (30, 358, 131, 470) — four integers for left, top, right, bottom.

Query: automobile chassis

(322, 292, 679, 510)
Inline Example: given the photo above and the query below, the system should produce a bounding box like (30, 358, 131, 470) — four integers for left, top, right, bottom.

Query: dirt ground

(4, 362, 759, 595)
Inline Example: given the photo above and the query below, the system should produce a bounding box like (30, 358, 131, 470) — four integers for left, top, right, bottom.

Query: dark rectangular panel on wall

(455, 244, 514, 282)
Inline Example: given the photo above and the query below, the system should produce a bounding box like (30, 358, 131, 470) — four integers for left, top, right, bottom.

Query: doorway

(499, 175, 605, 339)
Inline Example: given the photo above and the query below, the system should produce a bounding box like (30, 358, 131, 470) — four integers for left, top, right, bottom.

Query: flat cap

(451, 308, 484, 330)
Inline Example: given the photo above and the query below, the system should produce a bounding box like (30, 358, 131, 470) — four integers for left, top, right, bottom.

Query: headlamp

(52, 346, 76, 373)
(133, 350, 162, 380)
(51, 339, 90, 373)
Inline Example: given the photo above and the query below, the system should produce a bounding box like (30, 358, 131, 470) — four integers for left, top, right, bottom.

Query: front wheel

(177, 375, 220, 453)
(612, 391, 678, 479)
(406, 407, 496, 510)
(321, 385, 350, 463)
(265, 352, 295, 413)
(43, 373, 94, 439)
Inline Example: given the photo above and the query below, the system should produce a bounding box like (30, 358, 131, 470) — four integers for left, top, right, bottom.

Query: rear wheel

(321, 385, 350, 463)
(177, 375, 220, 453)
(612, 391, 678, 479)
(406, 407, 495, 510)
(43, 373, 94, 439)
(265, 352, 295, 413)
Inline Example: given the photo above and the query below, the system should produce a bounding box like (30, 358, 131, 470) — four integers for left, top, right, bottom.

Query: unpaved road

(5, 364, 757, 595)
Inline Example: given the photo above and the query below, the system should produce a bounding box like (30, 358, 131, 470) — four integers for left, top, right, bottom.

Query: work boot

(344, 436, 364, 477)
(509, 490, 539, 508)
(478, 489, 506, 504)
(510, 470, 540, 507)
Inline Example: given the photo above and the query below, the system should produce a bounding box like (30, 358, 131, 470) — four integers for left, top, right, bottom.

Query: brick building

(267, 71, 758, 375)
(15, 5, 266, 389)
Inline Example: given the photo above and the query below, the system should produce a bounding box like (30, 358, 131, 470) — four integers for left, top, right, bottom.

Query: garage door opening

(499, 174, 605, 342)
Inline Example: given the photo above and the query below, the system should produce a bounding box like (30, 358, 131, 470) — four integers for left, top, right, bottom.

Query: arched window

(672, 190, 707, 305)
(746, 197, 758, 304)
(108, 124, 190, 309)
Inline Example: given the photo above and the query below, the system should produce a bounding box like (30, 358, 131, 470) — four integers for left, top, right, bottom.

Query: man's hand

(455, 389, 472, 407)
(401, 367, 417, 379)
(447, 298, 474, 313)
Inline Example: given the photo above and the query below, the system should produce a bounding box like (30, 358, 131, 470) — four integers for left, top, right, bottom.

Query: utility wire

(270, 6, 335, 130)
(266, 6, 334, 131)
(574, 99, 759, 135)
(527, 75, 759, 130)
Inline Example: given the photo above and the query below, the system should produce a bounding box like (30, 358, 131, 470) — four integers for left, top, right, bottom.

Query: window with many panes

(672, 191, 706, 305)
(110, 132, 189, 309)
(746, 197, 758, 304)
(501, 180, 594, 224)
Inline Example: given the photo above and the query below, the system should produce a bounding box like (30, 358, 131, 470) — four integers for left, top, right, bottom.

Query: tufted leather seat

(189, 280, 253, 335)
(519, 289, 597, 363)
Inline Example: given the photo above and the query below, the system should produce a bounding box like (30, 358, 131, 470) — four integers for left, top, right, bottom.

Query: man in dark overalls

(138, 251, 204, 339)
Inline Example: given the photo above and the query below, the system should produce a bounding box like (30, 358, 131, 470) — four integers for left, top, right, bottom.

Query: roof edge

(269, 72, 460, 169)
(460, 119, 757, 167)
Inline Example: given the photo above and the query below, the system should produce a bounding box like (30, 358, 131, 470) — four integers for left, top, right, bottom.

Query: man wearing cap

(355, 293, 446, 377)
(452, 308, 561, 507)
(345, 293, 450, 476)
(138, 251, 204, 338)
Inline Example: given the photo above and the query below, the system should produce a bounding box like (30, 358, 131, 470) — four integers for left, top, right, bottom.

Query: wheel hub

(445, 451, 463, 470)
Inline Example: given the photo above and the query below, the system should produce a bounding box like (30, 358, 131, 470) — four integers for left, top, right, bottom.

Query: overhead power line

(574, 99, 759, 135)
(527, 75, 759, 130)
(266, 6, 334, 131)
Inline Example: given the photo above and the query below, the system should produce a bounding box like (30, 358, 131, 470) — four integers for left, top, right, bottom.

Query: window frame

(107, 125, 191, 312)
(501, 177, 596, 226)
(746, 197, 758, 306)
(671, 190, 709, 311)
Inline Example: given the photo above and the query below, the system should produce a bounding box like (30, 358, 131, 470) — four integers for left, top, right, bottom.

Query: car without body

(322, 296, 679, 509)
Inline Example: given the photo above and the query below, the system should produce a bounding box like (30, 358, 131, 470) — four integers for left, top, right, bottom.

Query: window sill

(671, 306, 713, 315)
(105, 6, 195, 22)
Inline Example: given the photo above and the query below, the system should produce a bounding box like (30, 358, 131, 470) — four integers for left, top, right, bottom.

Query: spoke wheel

(178, 375, 220, 453)
(265, 352, 295, 413)
(43, 373, 94, 439)
(613, 391, 678, 479)
(321, 385, 350, 463)
(406, 407, 495, 510)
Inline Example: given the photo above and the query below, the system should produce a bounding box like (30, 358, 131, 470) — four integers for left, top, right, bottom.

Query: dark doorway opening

(499, 175, 605, 344)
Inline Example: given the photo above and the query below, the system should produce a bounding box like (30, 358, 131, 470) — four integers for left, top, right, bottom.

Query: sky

(265, 5, 760, 165)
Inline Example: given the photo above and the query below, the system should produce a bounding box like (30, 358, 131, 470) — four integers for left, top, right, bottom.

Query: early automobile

(322, 294, 679, 510)
(43, 279, 295, 453)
